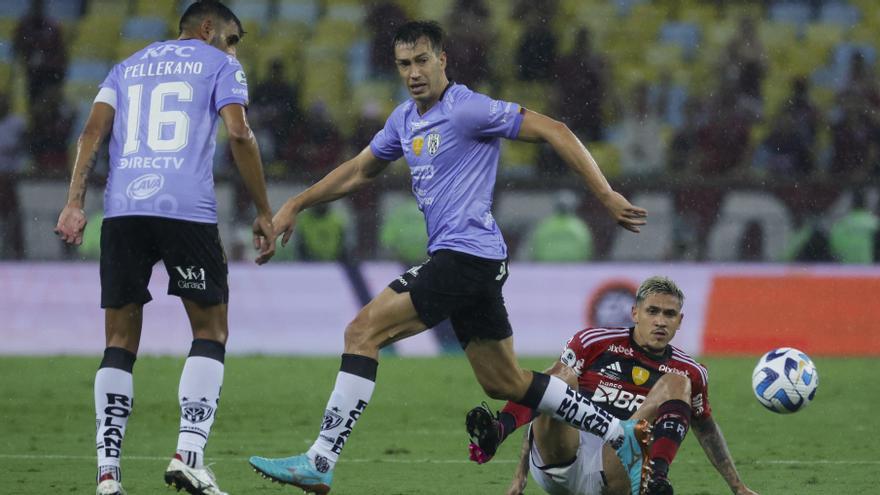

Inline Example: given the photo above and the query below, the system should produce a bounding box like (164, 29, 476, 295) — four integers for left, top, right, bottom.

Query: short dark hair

(393, 21, 444, 54)
(179, 0, 244, 38)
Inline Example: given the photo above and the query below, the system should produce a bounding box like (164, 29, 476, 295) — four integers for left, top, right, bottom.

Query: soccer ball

(751, 348, 818, 414)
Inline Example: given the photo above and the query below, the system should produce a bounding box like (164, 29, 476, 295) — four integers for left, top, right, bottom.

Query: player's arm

(220, 103, 275, 264)
(505, 429, 531, 495)
(515, 109, 647, 233)
(691, 416, 759, 495)
(273, 147, 390, 246)
(55, 102, 115, 245)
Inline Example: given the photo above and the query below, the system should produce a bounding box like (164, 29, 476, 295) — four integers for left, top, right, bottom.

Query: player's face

(631, 293, 683, 353)
(209, 19, 242, 56)
(394, 37, 447, 108)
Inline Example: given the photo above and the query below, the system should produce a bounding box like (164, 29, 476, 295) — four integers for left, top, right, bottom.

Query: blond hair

(635, 276, 684, 307)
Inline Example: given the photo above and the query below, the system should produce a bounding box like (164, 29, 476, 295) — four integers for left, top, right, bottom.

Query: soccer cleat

(644, 476, 674, 495)
(164, 455, 228, 495)
(96, 476, 127, 495)
(612, 419, 652, 495)
(249, 453, 333, 494)
(466, 402, 502, 464)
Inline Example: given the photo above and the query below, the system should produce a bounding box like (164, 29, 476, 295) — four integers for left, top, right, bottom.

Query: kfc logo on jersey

(591, 383, 647, 413)
(140, 44, 195, 59)
(659, 364, 690, 378)
(607, 344, 635, 357)
(560, 348, 585, 375)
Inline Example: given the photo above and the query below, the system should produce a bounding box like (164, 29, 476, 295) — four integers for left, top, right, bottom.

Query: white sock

(306, 370, 375, 471)
(536, 375, 621, 443)
(176, 352, 224, 469)
(95, 367, 134, 480)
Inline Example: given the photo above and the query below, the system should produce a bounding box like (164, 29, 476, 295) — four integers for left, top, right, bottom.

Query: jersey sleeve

(690, 363, 712, 419)
(94, 65, 120, 109)
(451, 92, 524, 139)
(214, 55, 249, 112)
(369, 110, 404, 162)
(559, 330, 600, 376)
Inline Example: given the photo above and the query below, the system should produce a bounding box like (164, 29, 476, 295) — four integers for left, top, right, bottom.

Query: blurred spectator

(554, 27, 609, 141)
(837, 50, 880, 110)
(613, 83, 665, 177)
(366, 1, 408, 78)
(737, 219, 765, 261)
(649, 71, 688, 129)
(445, 0, 492, 88)
(783, 77, 821, 145)
(286, 101, 343, 181)
(296, 203, 348, 261)
(830, 190, 878, 264)
(27, 85, 75, 177)
(829, 93, 880, 178)
(13, 0, 67, 112)
(667, 96, 703, 174)
(720, 16, 766, 114)
(351, 100, 385, 151)
(752, 109, 814, 178)
(250, 58, 301, 164)
(525, 190, 592, 262)
(782, 213, 832, 262)
(514, 1, 558, 82)
(380, 198, 428, 265)
(697, 83, 753, 177)
(0, 93, 26, 259)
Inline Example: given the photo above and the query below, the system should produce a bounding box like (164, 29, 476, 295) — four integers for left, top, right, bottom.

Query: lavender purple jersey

(95, 39, 249, 223)
(370, 84, 524, 260)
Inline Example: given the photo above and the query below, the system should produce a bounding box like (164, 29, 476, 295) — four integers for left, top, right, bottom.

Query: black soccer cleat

(466, 402, 502, 464)
(644, 476, 674, 495)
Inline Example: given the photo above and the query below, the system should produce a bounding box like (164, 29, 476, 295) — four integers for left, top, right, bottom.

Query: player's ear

(631, 304, 638, 322)
(439, 50, 446, 70)
(198, 16, 214, 40)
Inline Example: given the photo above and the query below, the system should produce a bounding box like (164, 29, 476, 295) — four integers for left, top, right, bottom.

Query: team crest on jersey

(632, 366, 650, 386)
(426, 131, 441, 155)
(412, 136, 425, 156)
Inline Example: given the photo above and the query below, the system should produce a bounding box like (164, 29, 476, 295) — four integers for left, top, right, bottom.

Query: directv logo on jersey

(659, 364, 690, 378)
(174, 265, 206, 290)
(607, 344, 635, 357)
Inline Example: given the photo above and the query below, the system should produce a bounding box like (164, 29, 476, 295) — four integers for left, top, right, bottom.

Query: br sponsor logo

(591, 383, 647, 413)
(659, 364, 690, 378)
(174, 265, 206, 291)
(607, 344, 635, 357)
(181, 399, 215, 423)
(125, 173, 164, 200)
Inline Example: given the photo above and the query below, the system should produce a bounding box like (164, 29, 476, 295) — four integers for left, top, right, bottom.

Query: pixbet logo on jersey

(174, 265, 206, 290)
(607, 344, 635, 357)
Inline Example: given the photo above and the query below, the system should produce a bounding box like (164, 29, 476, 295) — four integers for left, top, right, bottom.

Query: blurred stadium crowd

(0, 0, 878, 263)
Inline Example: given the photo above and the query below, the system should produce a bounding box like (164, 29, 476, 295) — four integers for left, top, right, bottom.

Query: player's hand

(601, 191, 647, 233)
(505, 476, 527, 495)
(54, 205, 87, 245)
(253, 213, 275, 265)
(272, 201, 300, 248)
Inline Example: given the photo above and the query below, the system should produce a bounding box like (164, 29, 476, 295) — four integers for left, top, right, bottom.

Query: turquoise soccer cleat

(612, 419, 652, 495)
(249, 453, 333, 494)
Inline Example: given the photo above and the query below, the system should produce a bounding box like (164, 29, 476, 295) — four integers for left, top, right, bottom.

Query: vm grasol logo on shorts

(174, 265, 206, 290)
(126, 173, 164, 200)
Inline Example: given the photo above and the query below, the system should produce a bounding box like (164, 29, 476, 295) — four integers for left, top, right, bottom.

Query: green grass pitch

(1, 355, 877, 494)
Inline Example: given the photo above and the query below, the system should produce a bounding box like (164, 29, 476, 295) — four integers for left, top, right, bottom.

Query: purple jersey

(370, 83, 524, 260)
(96, 39, 248, 223)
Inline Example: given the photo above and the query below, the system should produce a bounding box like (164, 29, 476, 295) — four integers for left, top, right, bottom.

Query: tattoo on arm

(70, 148, 99, 205)
(693, 418, 744, 491)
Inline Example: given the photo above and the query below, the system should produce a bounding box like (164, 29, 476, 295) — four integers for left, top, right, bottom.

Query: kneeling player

(466, 277, 758, 495)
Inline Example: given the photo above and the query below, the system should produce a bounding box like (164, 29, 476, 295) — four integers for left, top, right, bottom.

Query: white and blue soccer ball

(751, 348, 818, 414)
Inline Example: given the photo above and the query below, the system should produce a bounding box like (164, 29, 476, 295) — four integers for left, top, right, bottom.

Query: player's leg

(634, 373, 692, 494)
(157, 219, 231, 494)
(249, 286, 428, 493)
(95, 217, 156, 495)
(529, 365, 582, 467)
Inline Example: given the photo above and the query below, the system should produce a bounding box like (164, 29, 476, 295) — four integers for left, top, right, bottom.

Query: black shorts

(389, 249, 512, 348)
(100, 216, 228, 308)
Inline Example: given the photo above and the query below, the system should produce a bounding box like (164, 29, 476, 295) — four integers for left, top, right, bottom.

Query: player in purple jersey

(249, 21, 648, 494)
(54, 2, 274, 495)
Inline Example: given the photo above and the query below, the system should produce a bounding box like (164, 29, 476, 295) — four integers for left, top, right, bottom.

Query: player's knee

(343, 314, 377, 352)
(479, 377, 523, 401)
(658, 372, 691, 400)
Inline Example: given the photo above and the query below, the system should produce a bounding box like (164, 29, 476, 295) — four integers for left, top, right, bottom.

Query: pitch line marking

(0, 454, 877, 465)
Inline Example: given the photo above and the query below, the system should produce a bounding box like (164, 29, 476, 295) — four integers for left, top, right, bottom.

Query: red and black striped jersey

(559, 327, 711, 421)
